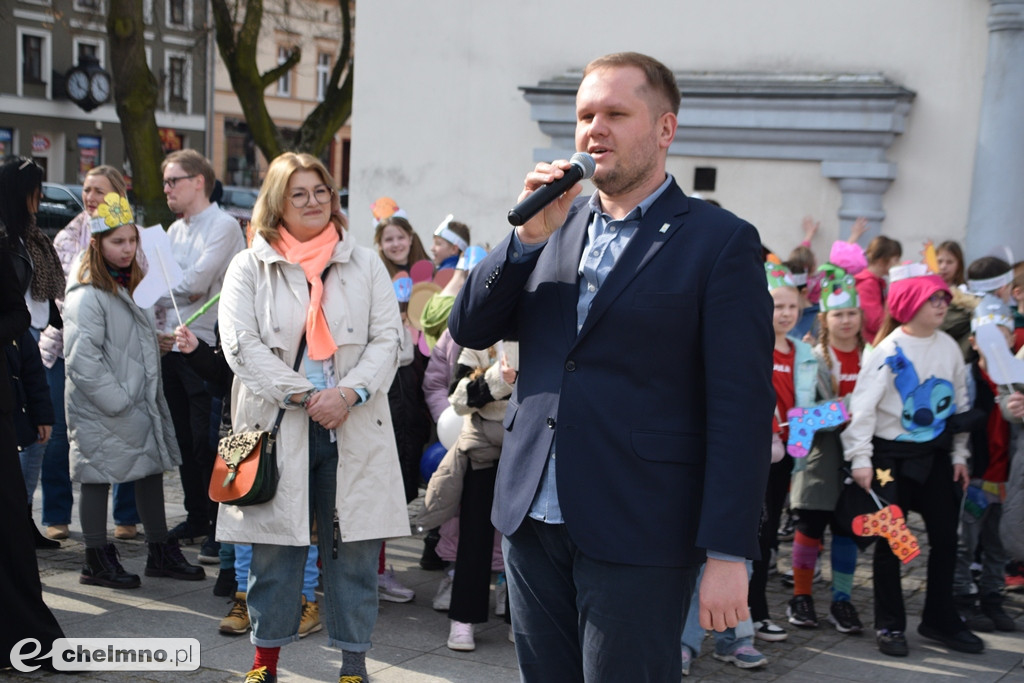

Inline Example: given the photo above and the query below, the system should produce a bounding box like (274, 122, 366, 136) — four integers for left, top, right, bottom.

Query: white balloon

(436, 406, 464, 450)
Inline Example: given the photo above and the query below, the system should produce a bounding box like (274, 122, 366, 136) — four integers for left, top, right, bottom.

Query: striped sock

(791, 531, 820, 596)
(830, 535, 858, 602)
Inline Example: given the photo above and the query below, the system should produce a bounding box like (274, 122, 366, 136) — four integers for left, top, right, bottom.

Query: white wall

(350, 0, 989, 256)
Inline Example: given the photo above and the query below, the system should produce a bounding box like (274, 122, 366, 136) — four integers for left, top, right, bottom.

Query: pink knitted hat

(887, 271, 949, 323)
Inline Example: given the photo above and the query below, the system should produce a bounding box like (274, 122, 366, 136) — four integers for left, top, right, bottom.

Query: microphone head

(570, 152, 596, 180)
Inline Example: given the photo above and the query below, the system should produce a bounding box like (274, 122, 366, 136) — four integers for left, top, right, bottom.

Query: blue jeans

(681, 560, 755, 656)
(248, 422, 380, 650)
(504, 517, 699, 682)
(236, 542, 319, 600)
(39, 359, 73, 525)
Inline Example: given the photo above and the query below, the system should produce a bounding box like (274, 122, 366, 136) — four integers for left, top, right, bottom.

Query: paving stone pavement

(10, 471, 1024, 682)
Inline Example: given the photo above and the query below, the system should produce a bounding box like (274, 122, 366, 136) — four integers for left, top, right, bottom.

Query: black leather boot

(145, 539, 205, 581)
(29, 504, 60, 549)
(80, 544, 141, 589)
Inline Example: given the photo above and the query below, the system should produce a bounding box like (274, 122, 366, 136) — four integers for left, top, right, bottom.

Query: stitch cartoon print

(883, 344, 955, 441)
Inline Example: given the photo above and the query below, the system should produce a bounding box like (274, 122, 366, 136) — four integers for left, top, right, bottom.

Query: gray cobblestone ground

(8, 471, 1024, 681)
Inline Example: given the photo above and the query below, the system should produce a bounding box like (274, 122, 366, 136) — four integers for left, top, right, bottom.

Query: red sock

(791, 531, 819, 596)
(253, 646, 280, 675)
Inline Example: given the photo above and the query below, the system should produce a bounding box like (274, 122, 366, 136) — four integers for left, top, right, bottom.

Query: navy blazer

(450, 181, 773, 567)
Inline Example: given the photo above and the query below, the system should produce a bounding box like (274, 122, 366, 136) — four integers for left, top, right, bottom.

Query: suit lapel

(573, 184, 690, 345)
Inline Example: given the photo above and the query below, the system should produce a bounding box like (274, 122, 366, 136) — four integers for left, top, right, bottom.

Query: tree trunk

(107, 0, 174, 227)
(211, 0, 353, 163)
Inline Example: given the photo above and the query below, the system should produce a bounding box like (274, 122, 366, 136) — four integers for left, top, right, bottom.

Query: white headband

(433, 213, 468, 252)
(968, 270, 1013, 295)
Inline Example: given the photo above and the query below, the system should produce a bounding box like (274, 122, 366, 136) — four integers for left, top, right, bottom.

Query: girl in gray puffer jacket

(63, 193, 203, 589)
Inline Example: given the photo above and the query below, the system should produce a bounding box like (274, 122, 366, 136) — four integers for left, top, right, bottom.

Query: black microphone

(507, 152, 596, 226)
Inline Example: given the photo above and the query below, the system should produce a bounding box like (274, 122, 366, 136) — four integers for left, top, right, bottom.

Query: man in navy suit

(449, 52, 774, 681)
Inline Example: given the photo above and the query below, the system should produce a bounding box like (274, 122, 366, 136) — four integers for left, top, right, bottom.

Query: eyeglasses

(162, 174, 197, 189)
(927, 292, 952, 307)
(289, 185, 333, 208)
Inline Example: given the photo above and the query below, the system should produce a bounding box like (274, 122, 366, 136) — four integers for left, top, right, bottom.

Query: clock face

(89, 72, 111, 103)
(67, 69, 89, 101)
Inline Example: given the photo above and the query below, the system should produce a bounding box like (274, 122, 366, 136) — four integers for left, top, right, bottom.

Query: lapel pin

(659, 223, 670, 233)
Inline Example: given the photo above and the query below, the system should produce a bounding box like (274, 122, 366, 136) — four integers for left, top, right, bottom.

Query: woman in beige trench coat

(218, 153, 408, 683)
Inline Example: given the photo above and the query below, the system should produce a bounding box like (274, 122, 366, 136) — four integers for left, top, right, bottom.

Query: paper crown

(765, 262, 797, 291)
(971, 294, 1014, 332)
(817, 264, 859, 312)
(433, 213, 468, 252)
(89, 193, 134, 233)
(888, 262, 932, 283)
(371, 196, 407, 227)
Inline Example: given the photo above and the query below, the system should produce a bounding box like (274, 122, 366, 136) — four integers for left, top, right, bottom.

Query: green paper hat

(765, 262, 796, 292)
(817, 264, 859, 312)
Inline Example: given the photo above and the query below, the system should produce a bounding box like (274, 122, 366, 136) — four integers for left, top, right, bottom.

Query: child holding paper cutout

(842, 263, 982, 657)
(786, 262, 864, 634)
(952, 296, 1019, 632)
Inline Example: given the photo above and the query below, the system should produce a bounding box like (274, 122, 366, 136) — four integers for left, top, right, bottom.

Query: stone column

(965, 0, 1024, 261)
(822, 161, 897, 244)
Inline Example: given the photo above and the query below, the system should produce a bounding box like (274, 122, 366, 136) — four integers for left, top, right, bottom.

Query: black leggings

(80, 474, 168, 548)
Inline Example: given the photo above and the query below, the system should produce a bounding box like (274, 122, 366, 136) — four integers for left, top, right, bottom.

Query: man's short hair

(583, 52, 681, 117)
(161, 149, 216, 199)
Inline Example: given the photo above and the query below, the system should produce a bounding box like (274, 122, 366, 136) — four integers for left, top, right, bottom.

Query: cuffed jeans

(504, 517, 698, 682)
(681, 560, 754, 657)
(248, 421, 379, 651)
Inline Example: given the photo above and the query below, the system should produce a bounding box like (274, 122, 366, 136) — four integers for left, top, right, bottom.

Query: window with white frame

(316, 52, 331, 102)
(166, 0, 191, 27)
(73, 38, 105, 68)
(164, 50, 190, 112)
(73, 0, 104, 12)
(276, 46, 292, 97)
(17, 27, 51, 98)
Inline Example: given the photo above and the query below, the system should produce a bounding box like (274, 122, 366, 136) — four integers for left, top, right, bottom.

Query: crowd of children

(711, 227, 1024, 675)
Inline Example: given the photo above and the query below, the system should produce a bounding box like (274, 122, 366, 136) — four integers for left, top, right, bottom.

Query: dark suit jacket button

(565, 360, 575, 371)
(546, 417, 556, 428)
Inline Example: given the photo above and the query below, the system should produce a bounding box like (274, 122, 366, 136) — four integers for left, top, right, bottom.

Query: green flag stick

(184, 293, 221, 327)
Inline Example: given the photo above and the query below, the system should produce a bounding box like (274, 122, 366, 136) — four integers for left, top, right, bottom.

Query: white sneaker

(447, 620, 475, 651)
(753, 619, 789, 642)
(494, 572, 507, 616)
(433, 572, 454, 611)
(378, 565, 414, 603)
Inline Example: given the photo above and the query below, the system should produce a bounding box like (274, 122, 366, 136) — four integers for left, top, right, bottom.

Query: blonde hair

(78, 225, 144, 295)
(85, 165, 128, 198)
(251, 152, 345, 244)
(818, 309, 865, 394)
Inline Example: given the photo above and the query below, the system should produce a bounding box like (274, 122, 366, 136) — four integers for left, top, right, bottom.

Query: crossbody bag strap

(267, 263, 330, 438)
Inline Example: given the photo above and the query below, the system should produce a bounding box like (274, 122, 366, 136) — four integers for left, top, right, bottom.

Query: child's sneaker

(787, 594, 819, 628)
(753, 619, 788, 641)
(713, 644, 768, 669)
(378, 565, 414, 603)
(828, 600, 863, 634)
(680, 645, 693, 677)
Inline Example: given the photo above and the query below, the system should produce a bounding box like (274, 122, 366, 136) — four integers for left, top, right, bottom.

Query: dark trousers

(873, 456, 962, 633)
(449, 465, 497, 625)
(504, 517, 697, 683)
(161, 353, 214, 529)
(749, 455, 792, 621)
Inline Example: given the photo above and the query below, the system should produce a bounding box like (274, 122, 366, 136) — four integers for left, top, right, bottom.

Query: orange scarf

(273, 226, 340, 361)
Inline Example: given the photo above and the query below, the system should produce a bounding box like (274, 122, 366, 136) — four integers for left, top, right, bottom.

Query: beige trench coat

(216, 230, 409, 546)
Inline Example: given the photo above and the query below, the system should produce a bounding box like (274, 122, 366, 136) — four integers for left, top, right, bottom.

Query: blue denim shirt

(509, 176, 672, 525)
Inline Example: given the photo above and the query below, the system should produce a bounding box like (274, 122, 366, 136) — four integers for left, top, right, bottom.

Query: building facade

(349, 0, 1022, 262)
(210, 0, 351, 191)
(0, 0, 209, 184)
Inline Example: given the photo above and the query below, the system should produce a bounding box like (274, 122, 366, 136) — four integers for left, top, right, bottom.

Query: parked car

(218, 185, 259, 227)
(38, 183, 85, 239)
